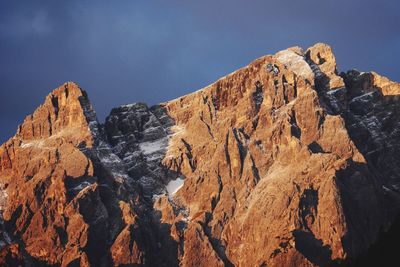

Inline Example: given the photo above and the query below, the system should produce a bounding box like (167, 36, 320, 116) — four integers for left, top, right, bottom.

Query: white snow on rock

(326, 87, 346, 95)
(349, 91, 376, 103)
(166, 177, 184, 195)
(120, 103, 138, 108)
(72, 181, 92, 192)
(382, 185, 392, 192)
(96, 141, 130, 180)
(139, 137, 169, 155)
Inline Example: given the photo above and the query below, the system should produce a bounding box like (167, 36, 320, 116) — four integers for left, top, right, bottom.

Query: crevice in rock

(47, 112, 52, 136)
(308, 141, 325, 154)
(299, 187, 318, 232)
(273, 79, 279, 91)
(316, 52, 326, 64)
(181, 138, 196, 172)
(212, 85, 222, 112)
(55, 220, 68, 248)
(289, 110, 301, 139)
(211, 171, 223, 212)
(202, 94, 208, 105)
(250, 154, 261, 185)
(282, 75, 289, 104)
(207, 101, 214, 123)
(64, 86, 69, 99)
(317, 115, 326, 130)
(51, 95, 59, 120)
(252, 81, 264, 114)
(232, 128, 248, 178)
(252, 116, 259, 132)
(224, 132, 232, 178)
(200, 112, 214, 139)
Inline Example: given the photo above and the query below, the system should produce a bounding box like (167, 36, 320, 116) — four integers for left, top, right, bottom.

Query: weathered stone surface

(1, 43, 400, 266)
(153, 44, 399, 266)
(306, 43, 345, 89)
(104, 103, 176, 198)
(0, 82, 159, 266)
(152, 45, 382, 266)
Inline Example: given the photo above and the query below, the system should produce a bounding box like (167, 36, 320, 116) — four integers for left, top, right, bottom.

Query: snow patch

(139, 137, 169, 155)
(166, 177, 184, 195)
(96, 141, 130, 181)
(121, 103, 137, 108)
(382, 185, 392, 192)
(99, 152, 121, 164)
(392, 184, 400, 191)
(349, 91, 376, 103)
(326, 87, 345, 95)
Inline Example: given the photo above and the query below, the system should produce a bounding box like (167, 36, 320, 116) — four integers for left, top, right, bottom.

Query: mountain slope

(0, 83, 164, 266)
(1, 43, 400, 266)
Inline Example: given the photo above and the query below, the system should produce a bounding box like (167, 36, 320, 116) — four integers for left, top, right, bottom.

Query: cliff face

(0, 83, 161, 266)
(0, 43, 399, 266)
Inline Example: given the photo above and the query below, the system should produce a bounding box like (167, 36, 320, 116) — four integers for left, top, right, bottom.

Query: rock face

(104, 103, 176, 198)
(0, 83, 164, 266)
(1, 43, 400, 266)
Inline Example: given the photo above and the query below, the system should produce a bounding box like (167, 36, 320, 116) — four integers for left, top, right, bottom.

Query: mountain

(0, 43, 399, 266)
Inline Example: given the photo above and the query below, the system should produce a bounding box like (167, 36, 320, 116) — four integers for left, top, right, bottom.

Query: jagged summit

(10, 82, 96, 147)
(1, 43, 400, 266)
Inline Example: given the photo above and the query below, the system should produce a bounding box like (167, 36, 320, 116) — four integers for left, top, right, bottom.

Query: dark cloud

(1, 0, 399, 143)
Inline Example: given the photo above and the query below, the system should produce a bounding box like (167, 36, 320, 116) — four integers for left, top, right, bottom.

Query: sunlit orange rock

(1, 44, 400, 266)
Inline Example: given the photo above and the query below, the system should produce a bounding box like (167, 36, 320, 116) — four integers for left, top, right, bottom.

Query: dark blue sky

(1, 0, 399, 143)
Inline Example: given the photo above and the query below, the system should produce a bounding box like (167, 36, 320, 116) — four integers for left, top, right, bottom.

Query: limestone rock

(0, 82, 159, 266)
(1, 43, 400, 266)
(306, 43, 345, 89)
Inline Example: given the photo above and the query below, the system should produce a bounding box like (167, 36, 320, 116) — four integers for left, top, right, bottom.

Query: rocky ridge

(0, 43, 399, 266)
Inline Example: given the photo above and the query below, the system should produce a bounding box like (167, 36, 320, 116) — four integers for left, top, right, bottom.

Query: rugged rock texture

(1, 43, 400, 266)
(155, 44, 388, 266)
(104, 103, 176, 198)
(0, 83, 164, 266)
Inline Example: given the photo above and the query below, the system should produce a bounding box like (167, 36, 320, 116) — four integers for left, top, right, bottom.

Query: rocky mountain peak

(15, 82, 97, 148)
(1, 43, 400, 266)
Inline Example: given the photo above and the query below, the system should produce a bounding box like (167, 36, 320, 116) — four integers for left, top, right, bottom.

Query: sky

(1, 0, 399, 143)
